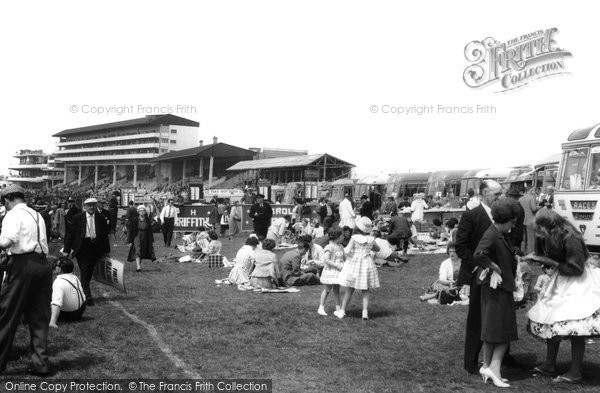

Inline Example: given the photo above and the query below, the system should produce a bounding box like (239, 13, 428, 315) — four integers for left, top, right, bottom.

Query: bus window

(559, 148, 588, 190)
(588, 146, 600, 189)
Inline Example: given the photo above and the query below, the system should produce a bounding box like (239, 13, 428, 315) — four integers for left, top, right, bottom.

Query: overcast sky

(0, 1, 596, 179)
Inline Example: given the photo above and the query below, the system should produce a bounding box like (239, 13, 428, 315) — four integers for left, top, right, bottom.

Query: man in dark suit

(279, 241, 320, 287)
(506, 188, 525, 254)
(249, 194, 272, 238)
(317, 198, 334, 231)
(63, 198, 110, 306)
(96, 199, 111, 227)
(64, 197, 80, 238)
(455, 180, 502, 374)
(358, 194, 374, 220)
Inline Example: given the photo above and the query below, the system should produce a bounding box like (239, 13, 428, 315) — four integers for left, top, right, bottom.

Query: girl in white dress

(334, 217, 380, 320)
(318, 228, 345, 316)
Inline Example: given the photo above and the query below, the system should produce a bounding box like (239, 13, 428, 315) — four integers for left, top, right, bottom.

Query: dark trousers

(76, 239, 104, 300)
(286, 273, 320, 286)
(58, 305, 86, 322)
(464, 278, 483, 371)
(162, 217, 174, 246)
(0, 253, 52, 373)
(253, 222, 269, 238)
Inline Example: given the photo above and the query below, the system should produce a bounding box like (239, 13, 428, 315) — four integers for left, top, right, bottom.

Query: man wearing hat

(0, 185, 52, 375)
(249, 194, 272, 238)
(63, 197, 110, 306)
(519, 186, 541, 254)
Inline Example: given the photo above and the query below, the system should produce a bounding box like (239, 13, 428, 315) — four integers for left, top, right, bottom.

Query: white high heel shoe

(480, 367, 510, 388)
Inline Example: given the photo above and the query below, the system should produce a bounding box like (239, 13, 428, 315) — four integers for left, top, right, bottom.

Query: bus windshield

(559, 148, 588, 190)
(588, 146, 600, 189)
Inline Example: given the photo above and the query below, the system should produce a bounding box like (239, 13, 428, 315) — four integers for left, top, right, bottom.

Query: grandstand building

(52, 114, 200, 188)
(8, 150, 64, 189)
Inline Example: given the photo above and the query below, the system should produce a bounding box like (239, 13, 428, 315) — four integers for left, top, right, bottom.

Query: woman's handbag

(439, 287, 462, 305)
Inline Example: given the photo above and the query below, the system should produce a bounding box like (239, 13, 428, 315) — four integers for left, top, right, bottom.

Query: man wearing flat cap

(63, 197, 110, 306)
(0, 185, 52, 375)
(249, 193, 272, 238)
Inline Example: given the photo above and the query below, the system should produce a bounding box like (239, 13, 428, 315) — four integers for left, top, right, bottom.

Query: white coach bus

(554, 122, 600, 252)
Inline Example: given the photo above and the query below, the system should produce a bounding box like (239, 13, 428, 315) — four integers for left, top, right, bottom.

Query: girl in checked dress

(318, 228, 345, 316)
(334, 217, 380, 320)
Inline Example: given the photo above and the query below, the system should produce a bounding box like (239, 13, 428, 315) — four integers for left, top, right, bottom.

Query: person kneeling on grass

(280, 241, 320, 287)
(49, 257, 86, 329)
(419, 242, 466, 304)
(371, 229, 407, 267)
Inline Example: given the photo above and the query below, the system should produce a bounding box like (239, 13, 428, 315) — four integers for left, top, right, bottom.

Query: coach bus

(384, 172, 429, 200)
(330, 178, 356, 203)
(533, 153, 560, 194)
(460, 167, 513, 196)
(554, 123, 600, 251)
(354, 174, 389, 210)
(425, 170, 469, 198)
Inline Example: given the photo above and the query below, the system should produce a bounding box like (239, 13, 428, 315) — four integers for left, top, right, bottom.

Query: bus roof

(356, 174, 390, 185)
(387, 172, 430, 183)
(565, 123, 600, 143)
(462, 167, 512, 179)
(331, 178, 355, 186)
(427, 169, 469, 182)
(533, 153, 561, 169)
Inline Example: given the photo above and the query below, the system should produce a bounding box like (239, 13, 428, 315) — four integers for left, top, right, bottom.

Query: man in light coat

(338, 194, 355, 228)
(519, 186, 541, 253)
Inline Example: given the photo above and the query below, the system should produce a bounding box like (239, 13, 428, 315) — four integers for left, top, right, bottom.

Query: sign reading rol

(464, 28, 572, 92)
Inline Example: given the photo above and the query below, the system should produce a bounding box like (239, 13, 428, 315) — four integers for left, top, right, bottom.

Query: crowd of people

(0, 179, 599, 387)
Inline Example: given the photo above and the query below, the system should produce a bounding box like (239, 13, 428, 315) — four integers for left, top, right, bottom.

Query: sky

(0, 1, 597, 179)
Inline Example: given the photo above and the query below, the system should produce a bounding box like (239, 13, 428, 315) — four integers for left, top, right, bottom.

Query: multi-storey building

(7, 150, 64, 189)
(52, 114, 200, 187)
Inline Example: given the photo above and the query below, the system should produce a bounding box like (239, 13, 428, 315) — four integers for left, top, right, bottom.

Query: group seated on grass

(174, 226, 229, 264)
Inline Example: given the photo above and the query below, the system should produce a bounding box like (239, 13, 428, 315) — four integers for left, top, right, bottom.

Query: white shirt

(268, 217, 288, 237)
(439, 258, 458, 282)
(0, 203, 48, 254)
(411, 199, 428, 222)
(51, 273, 86, 311)
(160, 205, 179, 221)
(85, 213, 96, 239)
(482, 202, 493, 222)
(374, 238, 393, 259)
(466, 196, 481, 210)
(338, 198, 356, 228)
(312, 226, 324, 238)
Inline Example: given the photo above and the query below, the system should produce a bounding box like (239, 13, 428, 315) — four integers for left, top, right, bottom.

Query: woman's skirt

(249, 276, 277, 289)
(528, 262, 600, 339)
(481, 285, 518, 343)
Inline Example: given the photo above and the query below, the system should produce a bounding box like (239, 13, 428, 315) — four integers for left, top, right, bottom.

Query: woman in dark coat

(127, 205, 156, 272)
(473, 197, 520, 387)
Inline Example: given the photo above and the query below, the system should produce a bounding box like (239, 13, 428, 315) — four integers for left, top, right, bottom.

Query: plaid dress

(320, 243, 344, 285)
(340, 235, 380, 290)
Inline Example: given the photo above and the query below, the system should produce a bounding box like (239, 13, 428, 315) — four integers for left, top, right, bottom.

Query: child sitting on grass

(429, 218, 444, 240)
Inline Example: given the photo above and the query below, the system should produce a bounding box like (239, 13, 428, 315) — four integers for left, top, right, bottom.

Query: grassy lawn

(3, 232, 600, 392)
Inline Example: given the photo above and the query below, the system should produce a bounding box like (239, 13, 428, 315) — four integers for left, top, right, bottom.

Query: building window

(170, 140, 176, 144)
(170, 129, 177, 134)
(161, 138, 169, 143)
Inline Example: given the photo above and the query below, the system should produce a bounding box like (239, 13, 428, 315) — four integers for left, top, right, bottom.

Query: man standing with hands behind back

(0, 185, 52, 375)
(249, 194, 272, 238)
(63, 198, 110, 306)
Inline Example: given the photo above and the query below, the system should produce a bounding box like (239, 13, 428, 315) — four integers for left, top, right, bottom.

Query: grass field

(2, 231, 600, 392)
